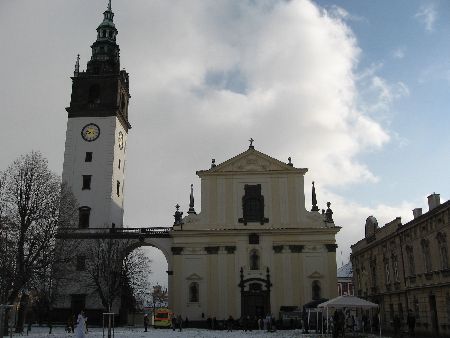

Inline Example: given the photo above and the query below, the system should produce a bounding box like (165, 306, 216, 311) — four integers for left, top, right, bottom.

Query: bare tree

(0, 151, 78, 331)
(84, 239, 152, 313)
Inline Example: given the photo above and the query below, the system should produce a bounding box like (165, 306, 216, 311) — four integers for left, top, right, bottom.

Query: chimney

(427, 193, 440, 211)
(413, 208, 422, 219)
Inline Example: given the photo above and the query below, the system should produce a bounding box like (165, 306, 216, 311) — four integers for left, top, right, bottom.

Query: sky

(0, 0, 449, 287)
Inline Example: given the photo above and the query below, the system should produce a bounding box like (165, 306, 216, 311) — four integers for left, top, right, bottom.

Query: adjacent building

(337, 262, 354, 296)
(351, 194, 450, 336)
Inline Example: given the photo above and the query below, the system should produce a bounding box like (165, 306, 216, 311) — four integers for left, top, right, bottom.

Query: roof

(337, 261, 353, 278)
(196, 146, 307, 176)
(318, 296, 378, 309)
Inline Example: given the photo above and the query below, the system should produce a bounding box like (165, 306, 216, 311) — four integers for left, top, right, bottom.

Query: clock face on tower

(81, 123, 100, 142)
(118, 131, 124, 150)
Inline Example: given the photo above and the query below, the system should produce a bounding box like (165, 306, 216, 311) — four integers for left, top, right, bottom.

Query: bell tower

(62, 0, 130, 229)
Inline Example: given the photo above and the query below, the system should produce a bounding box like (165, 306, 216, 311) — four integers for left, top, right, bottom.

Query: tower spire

(85, 0, 120, 74)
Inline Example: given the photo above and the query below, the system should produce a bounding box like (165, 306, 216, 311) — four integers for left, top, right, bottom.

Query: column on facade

(171, 247, 183, 314)
(326, 244, 338, 298)
(225, 246, 237, 317)
(272, 245, 284, 312)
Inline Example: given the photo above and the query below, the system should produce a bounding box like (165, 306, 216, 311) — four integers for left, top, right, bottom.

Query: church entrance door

(242, 289, 270, 318)
(240, 281, 270, 319)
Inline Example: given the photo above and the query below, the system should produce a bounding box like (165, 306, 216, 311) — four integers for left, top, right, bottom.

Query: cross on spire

(108, 0, 112, 11)
(249, 138, 254, 149)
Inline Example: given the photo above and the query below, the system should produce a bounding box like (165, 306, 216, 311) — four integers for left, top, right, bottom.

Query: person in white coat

(75, 311, 87, 338)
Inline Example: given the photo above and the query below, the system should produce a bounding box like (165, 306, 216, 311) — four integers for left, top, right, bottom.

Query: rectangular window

(78, 207, 91, 228)
(85, 152, 93, 162)
(82, 175, 91, 190)
(118, 159, 121, 169)
(117, 181, 120, 196)
(393, 260, 400, 282)
(76, 255, 86, 271)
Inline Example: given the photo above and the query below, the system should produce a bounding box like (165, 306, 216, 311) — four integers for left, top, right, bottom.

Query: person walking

(143, 314, 149, 332)
(75, 311, 87, 338)
(227, 315, 234, 332)
(177, 314, 183, 332)
(171, 314, 177, 331)
(407, 309, 416, 337)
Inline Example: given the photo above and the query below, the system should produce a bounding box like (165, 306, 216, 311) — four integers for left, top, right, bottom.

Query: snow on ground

(21, 326, 391, 338)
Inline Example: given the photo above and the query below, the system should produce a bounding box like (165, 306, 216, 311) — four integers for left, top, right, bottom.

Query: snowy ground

(19, 326, 392, 338)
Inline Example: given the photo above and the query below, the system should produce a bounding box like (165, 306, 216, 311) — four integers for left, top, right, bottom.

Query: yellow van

(153, 308, 173, 328)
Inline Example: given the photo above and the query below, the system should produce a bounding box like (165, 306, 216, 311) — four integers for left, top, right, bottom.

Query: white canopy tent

(318, 295, 381, 337)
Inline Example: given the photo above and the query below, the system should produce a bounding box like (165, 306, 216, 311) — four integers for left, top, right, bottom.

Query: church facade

(170, 146, 340, 320)
(55, 1, 340, 323)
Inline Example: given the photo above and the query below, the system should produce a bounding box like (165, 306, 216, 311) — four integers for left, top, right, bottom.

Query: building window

(393, 258, 400, 282)
(76, 255, 86, 271)
(413, 296, 420, 320)
(398, 302, 404, 321)
(385, 262, 390, 284)
(421, 239, 432, 273)
(78, 206, 91, 228)
(85, 152, 93, 162)
(118, 159, 121, 169)
(116, 181, 120, 196)
(249, 249, 260, 270)
(406, 246, 415, 276)
(189, 282, 199, 303)
(82, 175, 91, 190)
(370, 259, 377, 287)
(312, 280, 321, 300)
(71, 294, 86, 315)
(437, 232, 449, 270)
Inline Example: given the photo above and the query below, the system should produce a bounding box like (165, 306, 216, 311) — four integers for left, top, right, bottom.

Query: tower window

(118, 159, 121, 169)
(82, 175, 92, 190)
(85, 152, 93, 162)
(78, 207, 91, 228)
(76, 255, 86, 271)
(116, 181, 120, 196)
(88, 84, 101, 104)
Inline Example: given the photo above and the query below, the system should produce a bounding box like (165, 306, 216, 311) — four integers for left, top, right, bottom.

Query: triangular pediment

(186, 273, 202, 281)
(197, 148, 307, 176)
(308, 271, 323, 279)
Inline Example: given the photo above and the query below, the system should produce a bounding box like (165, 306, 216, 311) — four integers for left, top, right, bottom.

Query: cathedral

(55, 1, 340, 324)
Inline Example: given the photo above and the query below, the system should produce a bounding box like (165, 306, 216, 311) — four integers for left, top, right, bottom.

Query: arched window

(88, 84, 101, 104)
(78, 206, 91, 228)
(312, 280, 321, 300)
(249, 249, 260, 270)
(189, 282, 199, 303)
(437, 232, 449, 270)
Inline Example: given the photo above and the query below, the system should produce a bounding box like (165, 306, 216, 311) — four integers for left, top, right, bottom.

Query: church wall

(196, 171, 310, 230)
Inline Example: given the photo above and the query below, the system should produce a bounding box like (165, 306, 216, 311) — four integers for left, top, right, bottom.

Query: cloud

(414, 4, 437, 32)
(0, 0, 417, 285)
(392, 47, 406, 59)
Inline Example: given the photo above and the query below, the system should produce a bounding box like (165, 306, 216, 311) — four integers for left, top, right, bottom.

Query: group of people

(66, 311, 88, 338)
(331, 310, 379, 338)
(171, 314, 183, 331)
